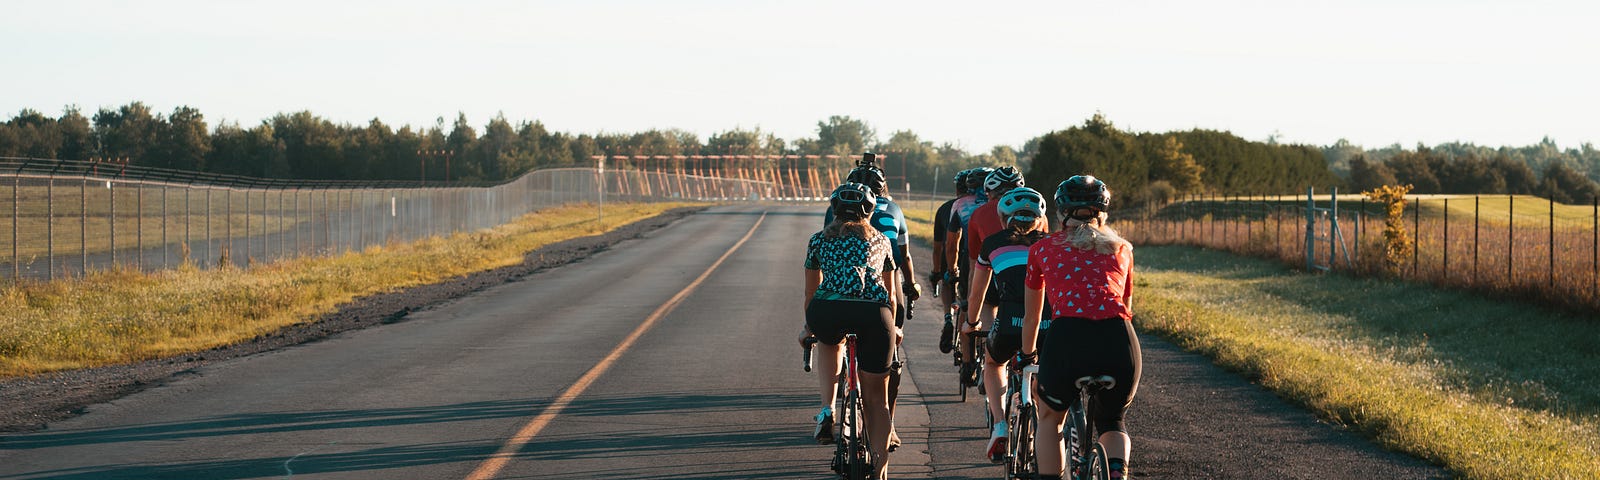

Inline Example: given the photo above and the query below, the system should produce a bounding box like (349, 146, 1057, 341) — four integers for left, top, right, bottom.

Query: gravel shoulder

(0, 206, 705, 433)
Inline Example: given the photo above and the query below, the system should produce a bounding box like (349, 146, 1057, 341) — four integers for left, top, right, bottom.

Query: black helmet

(830, 182, 877, 218)
(984, 166, 1024, 194)
(1054, 175, 1110, 218)
(965, 167, 992, 192)
(847, 166, 888, 196)
(953, 169, 971, 195)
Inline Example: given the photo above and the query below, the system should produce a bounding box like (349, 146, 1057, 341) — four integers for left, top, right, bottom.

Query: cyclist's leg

(983, 320, 1020, 430)
(805, 299, 849, 438)
(855, 304, 898, 478)
(1032, 388, 1070, 477)
(1093, 319, 1143, 477)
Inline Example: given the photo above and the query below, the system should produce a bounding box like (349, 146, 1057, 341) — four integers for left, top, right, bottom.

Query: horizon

(5, 0, 1597, 153)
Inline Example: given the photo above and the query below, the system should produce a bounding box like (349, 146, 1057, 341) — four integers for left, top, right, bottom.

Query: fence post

(11, 175, 17, 280)
(47, 176, 54, 281)
(1593, 195, 1597, 304)
(1305, 187, 1315, 271)
(1508, 195, 1514, 285)
(244, 186, 251, 264)
(161, 184, 167, 269)
(1550, 197, 1555, 291)
(136, 182, 143, 270)
(1473, 196, 1479, 285)
(110, 178, 116, 268)
(1412, 196, 1420, 278)
(81, 177, 87, 275)
(1444, 198, 1449, 282)
(205, 188, 212, 268)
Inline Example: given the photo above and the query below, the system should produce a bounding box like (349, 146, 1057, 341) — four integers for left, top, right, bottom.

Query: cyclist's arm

(882, 268, 898, 317)
(944, 230, 962, 276)
(966, 264, 992, 326)
(1020, 285, 1044, 356)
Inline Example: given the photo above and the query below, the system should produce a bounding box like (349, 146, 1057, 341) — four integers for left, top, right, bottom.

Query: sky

(4, 0, 1597, 153)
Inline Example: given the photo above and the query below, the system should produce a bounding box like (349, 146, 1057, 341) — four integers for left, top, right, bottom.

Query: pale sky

(5, 0, 1597, 152)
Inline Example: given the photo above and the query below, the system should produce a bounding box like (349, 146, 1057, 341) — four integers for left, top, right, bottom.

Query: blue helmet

(997, 187, 1046, 224)
(830, 182, 877, 218)
(965, 167, 993, 192)
(954, 169, 972, 195)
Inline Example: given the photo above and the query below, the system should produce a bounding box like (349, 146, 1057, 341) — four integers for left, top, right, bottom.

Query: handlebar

(802, 336, 819, 372)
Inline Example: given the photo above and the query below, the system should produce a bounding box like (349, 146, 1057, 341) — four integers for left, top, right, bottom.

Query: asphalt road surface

(0, 205, 1448, 479)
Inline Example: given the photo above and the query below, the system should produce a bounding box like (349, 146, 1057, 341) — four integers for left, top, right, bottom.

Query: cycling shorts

(806, 298, 896, 374)
(985, 302, 1049, 364)
(1035, 317, 1142, 434)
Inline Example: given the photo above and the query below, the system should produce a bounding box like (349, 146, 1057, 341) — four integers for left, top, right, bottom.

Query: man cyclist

(930, 169, 971, 355)
(967, 186, 1050, 463)
(1017, 175, 1140, 480)
(801, 182, 899, 479)
(944, 167, 990, 378)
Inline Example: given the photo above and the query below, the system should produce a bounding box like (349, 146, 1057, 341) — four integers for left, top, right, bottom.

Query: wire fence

(2, 157, 838, 282)
(1114, 190, 1600, 314)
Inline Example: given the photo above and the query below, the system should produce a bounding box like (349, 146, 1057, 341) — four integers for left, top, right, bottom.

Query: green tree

(1150, 135, 1204, 193)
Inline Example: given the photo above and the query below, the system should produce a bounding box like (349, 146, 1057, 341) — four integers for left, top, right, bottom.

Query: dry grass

(0, 202, 701, 378)
(1136, 245, 1600, 480)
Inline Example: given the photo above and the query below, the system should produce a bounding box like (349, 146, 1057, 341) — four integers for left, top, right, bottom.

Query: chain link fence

(3, 157, 833, 282)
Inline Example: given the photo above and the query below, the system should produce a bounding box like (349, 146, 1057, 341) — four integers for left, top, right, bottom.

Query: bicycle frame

(1005, 364, 1040, 479)
(831, 334, 873, 480)
(1070, 375, 1116, 480)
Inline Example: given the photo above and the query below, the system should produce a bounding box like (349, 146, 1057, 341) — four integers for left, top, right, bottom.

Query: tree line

(1026, 114, 1338, 210)
(4, 102, 1596, 205)
(0, 103, 1013, 189)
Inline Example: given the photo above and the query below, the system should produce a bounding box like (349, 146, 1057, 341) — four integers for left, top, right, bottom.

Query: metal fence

(2, 157, 832, 282)
(1114, 190, 1600, 313)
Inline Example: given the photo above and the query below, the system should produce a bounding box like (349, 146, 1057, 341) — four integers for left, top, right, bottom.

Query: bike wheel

(1088, 442, 1110, 480)
(845, 395, 872, 480)
(1004, 404, 1043, 480)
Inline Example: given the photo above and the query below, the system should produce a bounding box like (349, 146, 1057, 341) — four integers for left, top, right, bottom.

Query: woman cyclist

(1017, 175, 1139, 480)
(966, 187, 1050, 463)
(800, 182, 900, 479)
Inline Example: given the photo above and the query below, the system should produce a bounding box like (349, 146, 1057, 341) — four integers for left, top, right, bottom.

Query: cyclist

(966, 186, 1050, 463)
(945, 166, 991, 384)
(1016, 175, 1139, 480)
(801, 182, 899, 479)
(824, 160, 919, 451)
(930, 169, 971, 355)
(961, 166, 1026, 373)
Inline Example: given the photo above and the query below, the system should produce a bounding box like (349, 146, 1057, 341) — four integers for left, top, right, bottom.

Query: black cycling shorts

(807, 298, 896, 374)
(985, 302, 1046, 364)
(1035, 317, 1142, 434)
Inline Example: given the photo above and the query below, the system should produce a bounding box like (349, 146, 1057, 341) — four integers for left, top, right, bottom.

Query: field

(0, 202, 702, 377)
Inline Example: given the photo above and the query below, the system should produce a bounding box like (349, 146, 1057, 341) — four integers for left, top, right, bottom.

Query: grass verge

(1135, 245, 1600, 480)
(0, 202, 703, 378)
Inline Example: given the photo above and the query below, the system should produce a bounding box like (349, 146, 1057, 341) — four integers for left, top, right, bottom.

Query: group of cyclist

(801, 154, 1140, 480)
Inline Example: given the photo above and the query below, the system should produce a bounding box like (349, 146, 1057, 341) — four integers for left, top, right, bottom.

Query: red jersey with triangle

(1023, 233, 1133, 321)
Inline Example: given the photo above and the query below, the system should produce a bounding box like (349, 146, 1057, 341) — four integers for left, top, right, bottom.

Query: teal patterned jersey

(804, 229, 898, 305)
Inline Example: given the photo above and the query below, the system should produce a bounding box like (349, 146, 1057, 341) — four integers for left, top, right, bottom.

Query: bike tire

(1089, 442, 1110, 480)
(1014, 404, 1036, 479)
(847, 395, 873, 480)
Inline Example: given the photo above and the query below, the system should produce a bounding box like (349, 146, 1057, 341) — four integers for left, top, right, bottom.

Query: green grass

(0, 202, 703, 378)
(1135, 245, 1600, 479)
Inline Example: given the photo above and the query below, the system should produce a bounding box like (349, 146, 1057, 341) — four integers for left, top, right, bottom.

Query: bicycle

(805, 334, 873, 479)
(1068, 375, 1117, 480)
(1002, 363, 1040, 479)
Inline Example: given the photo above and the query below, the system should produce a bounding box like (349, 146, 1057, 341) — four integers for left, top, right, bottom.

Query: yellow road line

(464, 211, 768, 480)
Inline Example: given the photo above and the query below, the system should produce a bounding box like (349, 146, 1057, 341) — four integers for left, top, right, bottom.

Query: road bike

(806, 334, 873, 479)
(1068, 375, 1117, 480)
(1002, 363, 1040, 479)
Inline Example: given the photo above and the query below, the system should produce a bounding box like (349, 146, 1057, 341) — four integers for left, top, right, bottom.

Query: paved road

(0, 205, 1446, 479)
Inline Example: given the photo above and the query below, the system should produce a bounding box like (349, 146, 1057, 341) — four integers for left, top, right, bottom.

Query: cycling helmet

(846, 166, 888, 196)
(964, 167, 993, 192)
(997, 187, 1046, 224)
(1054, 175, 1110, 219)
(953, 169, 971, 195)
(984, 166, 1025, 194)
(830, 182, 877, 218)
